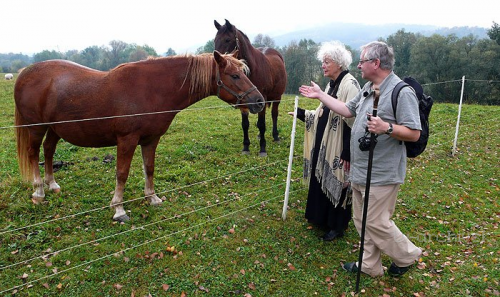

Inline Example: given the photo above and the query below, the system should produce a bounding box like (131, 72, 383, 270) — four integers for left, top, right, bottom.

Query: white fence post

(452, 76, 466, 156)
(282, 96, 299, 220)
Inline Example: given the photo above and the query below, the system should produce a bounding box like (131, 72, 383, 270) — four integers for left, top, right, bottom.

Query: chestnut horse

(214, 19, 287, 157)
(14, 51, 264, 222)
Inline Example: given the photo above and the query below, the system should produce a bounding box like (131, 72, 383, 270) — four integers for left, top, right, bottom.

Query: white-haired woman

(290, 41, 360, 241)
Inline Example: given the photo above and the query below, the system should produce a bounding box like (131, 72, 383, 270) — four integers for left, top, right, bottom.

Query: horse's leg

(141, 139, 162, 206)
(28, 128, 47, 204)
(110, 138, 137, 222)
(241, 109, 250, 155)
(43, 129, 61, 193)
(271, 99, 281, 142)
(257, 108, 267, 157)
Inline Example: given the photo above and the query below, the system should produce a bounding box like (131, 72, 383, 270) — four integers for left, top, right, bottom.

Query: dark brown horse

(14, 51, 264, 222)
(214, 19, 287, 157)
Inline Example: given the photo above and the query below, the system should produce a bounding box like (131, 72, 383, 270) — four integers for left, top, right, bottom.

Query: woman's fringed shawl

(303, 71, 357, 207)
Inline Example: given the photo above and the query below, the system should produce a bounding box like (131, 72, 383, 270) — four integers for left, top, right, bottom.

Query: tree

(487, 21, 500, 45)
(65, 50, 83, 65)
(0, 53, 31, 72)
(280, 39, 320, 94)
(104, 40, 129, 69)
(33, 50, 63, 63)
(10, 59, 29, 72)
(253, 34, 276, 48)
(141, 44, 158, 57)
(196, 39, 215, 54)
(385, 29, 421, 77)
(80, 46, 104, 70)
(128, 48, 148, 62)
(465, 39, 500, 104)
(410, 34, 456, 101)
(165, 48, 177, 56)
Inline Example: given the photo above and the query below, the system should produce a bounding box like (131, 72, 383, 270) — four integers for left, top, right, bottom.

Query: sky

(2, 0, 498, 55)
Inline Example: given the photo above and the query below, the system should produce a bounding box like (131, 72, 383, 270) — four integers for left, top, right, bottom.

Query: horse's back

(16, 60, 103, 123)
(15, 60, 104, 100)
(254, 48, 286, 97)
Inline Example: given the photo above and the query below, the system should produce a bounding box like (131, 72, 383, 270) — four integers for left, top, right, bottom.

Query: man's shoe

(322, 230, 344, 241)
(387, 262, 413, 277)
(342, 262, 358, 273)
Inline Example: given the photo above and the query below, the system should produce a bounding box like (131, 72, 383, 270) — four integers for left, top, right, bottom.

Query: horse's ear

(213, 50, 227, 68)
(214, 20, 221, 30)
(231, 49, 239, 57)
(225, 19, 233, 30)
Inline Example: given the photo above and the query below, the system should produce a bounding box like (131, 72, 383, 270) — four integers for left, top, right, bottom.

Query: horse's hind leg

(271, 99, 280, 142)
(43, 129, 61, 193)
(141, 139, 162, 206)
(257, 108, 267, 157)
(28, 128, 47, 204)
(241, 109, 251, 154)
(110, 139, 137, 222)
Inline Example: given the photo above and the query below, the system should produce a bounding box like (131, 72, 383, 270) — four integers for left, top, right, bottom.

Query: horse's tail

(15, 106, 32, 181)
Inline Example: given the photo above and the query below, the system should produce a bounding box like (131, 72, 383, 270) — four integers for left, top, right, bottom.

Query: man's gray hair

(361, 41, 395, 70)
(317, 41, 353, 71)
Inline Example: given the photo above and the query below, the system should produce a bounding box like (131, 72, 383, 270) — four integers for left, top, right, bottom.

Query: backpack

(391, 77, 433, 158)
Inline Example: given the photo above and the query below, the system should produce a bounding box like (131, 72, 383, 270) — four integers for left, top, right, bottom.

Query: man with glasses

(299, 41, 422, 277)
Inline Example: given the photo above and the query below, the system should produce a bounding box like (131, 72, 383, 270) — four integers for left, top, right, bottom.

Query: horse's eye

(231, 74, 240, 79)
(225, 38, 231, 43)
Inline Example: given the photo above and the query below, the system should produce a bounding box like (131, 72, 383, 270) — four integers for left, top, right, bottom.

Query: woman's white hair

(316, 40, 353, 71)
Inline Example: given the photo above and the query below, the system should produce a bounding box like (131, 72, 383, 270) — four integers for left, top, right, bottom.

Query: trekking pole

(355, 88, 380, 293)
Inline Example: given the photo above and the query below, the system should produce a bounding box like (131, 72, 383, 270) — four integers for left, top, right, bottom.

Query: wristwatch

(385, 122, 393, 135)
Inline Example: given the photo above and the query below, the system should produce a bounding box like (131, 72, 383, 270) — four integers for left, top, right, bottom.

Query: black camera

(358, 131, 377, 151)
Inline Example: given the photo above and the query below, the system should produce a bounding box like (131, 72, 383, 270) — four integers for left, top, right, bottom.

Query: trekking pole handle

(372, 88, 380, 117)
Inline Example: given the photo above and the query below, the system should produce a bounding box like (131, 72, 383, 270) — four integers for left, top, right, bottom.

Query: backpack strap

(391, 81, 410, 145)
(391, 81, 410, 116)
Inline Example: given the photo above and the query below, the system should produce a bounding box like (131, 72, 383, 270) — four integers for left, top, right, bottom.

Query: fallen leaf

(162, 284, 170, 291)
(248, 282, 256, 290)
(199, 286, 209, 292)
(113, 283, 123, 290)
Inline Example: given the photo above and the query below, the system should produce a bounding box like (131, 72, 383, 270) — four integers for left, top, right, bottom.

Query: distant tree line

(275, 25, 500, 105)
(0, 41, 172, 73)
(2, 23, 499, 104)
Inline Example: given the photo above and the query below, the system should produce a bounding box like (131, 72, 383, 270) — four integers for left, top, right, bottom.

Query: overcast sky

(3, 0, 498, 55)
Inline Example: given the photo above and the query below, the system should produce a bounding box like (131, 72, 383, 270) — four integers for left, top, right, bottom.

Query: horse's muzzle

(249, 96, 265, 114)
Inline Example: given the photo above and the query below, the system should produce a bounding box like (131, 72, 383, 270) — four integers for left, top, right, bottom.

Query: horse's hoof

(31, 198, 44, 205)
(48, 182, 61, 193)
(259, 152, 268, 157)
(31, 195, 45, 205)
(113, 214, 130, 223)
(149, 196, 163, 206)
(274, 138, 281, 143)
(241, 150, 250, 155)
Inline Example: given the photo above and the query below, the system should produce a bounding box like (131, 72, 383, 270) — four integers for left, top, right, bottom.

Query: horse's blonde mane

(129, 53, 249, 98)
(185, 53, 250, 98)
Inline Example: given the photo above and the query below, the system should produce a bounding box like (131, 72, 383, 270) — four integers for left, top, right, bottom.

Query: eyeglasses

(358, 58, 374, 65)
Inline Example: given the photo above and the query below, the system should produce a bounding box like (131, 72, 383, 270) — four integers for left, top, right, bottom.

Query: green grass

(0, 76, 499, 296)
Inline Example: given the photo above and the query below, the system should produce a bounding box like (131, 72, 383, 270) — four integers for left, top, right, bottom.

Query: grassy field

(0, 75, 499, 296)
